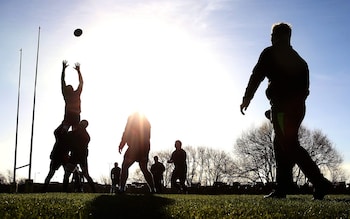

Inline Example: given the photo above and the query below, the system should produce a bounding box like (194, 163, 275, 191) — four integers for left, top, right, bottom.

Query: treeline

(129, 122, 347, 188)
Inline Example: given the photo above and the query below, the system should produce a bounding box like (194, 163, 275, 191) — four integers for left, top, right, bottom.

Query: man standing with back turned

(240, 22, 332, 200)
(118, 112, 155, 193)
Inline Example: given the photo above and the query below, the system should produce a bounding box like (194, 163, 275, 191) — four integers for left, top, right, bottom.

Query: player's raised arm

(74, 62, 83, 94)
(61, 60, 69, 95)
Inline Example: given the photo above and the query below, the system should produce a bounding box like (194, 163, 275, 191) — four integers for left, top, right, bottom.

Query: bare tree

(184, 146, 237, 186)
(0, 173, 7, 184)
(184, 146, 197, 186)
(234, 122, 344, 184)
(6, 170, 13, 184)
(196, 147, 206, 184)
(129, 168, 144, 183)
(184, 146, 206, 185)
(295, 127, 343, 184)
(234, 122, 275, 183)
(208, 149, 236, 184)
(99, 175, 111, 185)
(328, 166, 348, 183)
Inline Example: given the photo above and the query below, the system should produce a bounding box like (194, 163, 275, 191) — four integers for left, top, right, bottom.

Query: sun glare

(70, 15, 228, 117)
(54, 12, 236, 178)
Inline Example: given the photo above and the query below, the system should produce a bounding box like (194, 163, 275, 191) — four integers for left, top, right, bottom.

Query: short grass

(0, 193, 349, 219)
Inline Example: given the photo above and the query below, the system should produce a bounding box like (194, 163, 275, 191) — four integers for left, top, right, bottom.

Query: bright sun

(69, 15, 228, 118)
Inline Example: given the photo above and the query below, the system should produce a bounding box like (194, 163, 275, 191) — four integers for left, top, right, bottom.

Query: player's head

(114, 162, 118, 167)
(175, 140, 182, 149)
(65, 85, 74, 93)
(154, 156, 159, 162)
(80, 120, 89, 128)
(271, 22, 291, 45)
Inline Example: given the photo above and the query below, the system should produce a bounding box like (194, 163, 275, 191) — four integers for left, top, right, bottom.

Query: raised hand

(74, 62, 80, 72)
(62, 60, 69, 69)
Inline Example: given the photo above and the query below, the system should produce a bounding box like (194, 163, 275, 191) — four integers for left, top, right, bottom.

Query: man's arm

(118, 136, 126, 154)
(167, 153, 174, 163)
(240, 72, 264, 115)
(118, 119, 131, 154)
(74, 62, 83, 94)
(240, 51, 267, 115)
(61, 60, 69, 96)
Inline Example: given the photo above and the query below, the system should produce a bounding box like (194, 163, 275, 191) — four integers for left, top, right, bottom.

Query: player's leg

(119, 158, 134, 192)
(139, 161, 155, 193)
(80, 162, 96, 193)
(63, 163, 75, 192)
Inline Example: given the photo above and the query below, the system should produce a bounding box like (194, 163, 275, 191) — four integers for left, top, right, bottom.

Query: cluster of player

(43, 61, 95, 192)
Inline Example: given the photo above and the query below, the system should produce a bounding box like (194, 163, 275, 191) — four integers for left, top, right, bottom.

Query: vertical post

(13, 49, 23, 186)
(28, 27, 41, 180)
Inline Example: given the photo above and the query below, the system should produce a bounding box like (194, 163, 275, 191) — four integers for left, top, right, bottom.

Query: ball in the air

(74, 28, 83, 37)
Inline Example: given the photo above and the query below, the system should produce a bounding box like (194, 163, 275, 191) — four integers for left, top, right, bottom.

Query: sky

(1, 0, 349, 184)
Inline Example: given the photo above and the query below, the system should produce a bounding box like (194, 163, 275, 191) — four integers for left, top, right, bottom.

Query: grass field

(0, 193, 350, 219)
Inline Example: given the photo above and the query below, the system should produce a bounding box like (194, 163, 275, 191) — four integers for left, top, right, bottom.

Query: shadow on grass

(88, 194, 175, 219)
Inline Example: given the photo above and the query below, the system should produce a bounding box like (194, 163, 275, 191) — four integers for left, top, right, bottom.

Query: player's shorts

(50, 154, 69, 170)
(63, 112, 80, 127)
(50, 160, 62, 171)
(70, 149, 88, 167)
(124, 142, 150, 163)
